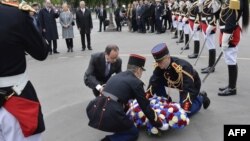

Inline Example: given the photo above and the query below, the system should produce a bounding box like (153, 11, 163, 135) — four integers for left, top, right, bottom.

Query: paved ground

(25, 16, 250, 141)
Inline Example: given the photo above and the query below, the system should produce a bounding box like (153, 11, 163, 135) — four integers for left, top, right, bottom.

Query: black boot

(172, 29, 178, 39)
(218, 65, 237, 96)
(188, 41, 200, 59)
(201, 49, 216, 73)
(181, 34, 190, 50)
(176, 30, 184, 43)
(199, 91, 210, 109)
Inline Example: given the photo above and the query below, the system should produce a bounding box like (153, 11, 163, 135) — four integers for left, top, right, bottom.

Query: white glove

(178, 16, 182, 22)
(159, 17, 162, 20)
(182, 17, 188, 23)
(221, 33, 232, 50)
(95, 84, 104, 92)
(159, 123, 169, 131)
(193, 23, 200, 31)
(206, 25, 215, 35)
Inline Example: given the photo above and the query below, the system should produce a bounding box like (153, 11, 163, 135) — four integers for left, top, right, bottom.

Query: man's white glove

(182, 17, 188, 23)
(159, 122, 169, 131)
(206, 25, 215, 35)
(96, 84, 104, 92)
(193, 23, 200, 31)
(221, 33, 232, 50)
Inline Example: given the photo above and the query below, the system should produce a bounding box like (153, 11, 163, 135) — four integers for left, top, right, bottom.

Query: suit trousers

(48, 40, 57, 53)
(99, 19, 106, 31)
(81, 33, 91, 49)
(65, 38, 73, 49)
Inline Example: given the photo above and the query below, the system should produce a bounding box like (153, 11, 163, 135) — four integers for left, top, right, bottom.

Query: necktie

(105, 62, 110, 76)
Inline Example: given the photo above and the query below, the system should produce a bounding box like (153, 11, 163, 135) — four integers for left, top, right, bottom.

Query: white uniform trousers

(0, 108, 42, 141)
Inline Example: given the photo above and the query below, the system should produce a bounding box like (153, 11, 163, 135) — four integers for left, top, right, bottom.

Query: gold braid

(164, 62, 194, 96)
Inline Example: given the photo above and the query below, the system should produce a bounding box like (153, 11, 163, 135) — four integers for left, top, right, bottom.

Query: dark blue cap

(128, 54, 146, 71)
(151, 43, 169, 62)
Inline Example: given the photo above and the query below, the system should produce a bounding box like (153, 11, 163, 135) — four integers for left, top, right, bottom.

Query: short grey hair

(127, 64, 140, 73)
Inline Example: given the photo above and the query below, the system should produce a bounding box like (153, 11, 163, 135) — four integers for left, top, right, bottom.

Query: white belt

(189, 16, 195, 20)
(220, 25, 225, 29)
(201, 17, 206, 21)
(0, 71, 28, 95)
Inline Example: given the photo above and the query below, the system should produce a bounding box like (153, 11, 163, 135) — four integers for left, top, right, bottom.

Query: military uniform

(188, 0, 201, 58)
(218, 0, 249, 96)
(148, 43, 210, 117)
(0, 1, 48, 140)
(200, 0, 221, 73)
(180, 0, 191, 50)
(86, 54, 163, 141)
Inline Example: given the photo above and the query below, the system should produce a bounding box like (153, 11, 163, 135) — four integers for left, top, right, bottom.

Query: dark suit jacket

(39, 8, 59, 40)
(84, 52, 122, 90)
(76, 8, 93, 34)
(98, 9, 107, 20)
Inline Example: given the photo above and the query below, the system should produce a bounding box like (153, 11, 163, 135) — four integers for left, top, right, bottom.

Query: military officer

(0, 0, 48, 140)
(147, 43, 210, 117)
(87, 54, 167, 141)
(218, 0, 249, 96)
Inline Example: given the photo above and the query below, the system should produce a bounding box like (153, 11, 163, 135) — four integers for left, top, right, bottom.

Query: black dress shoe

(219, 86, 228, 91)
(188, 54, 198, 59)
(201, 67, 214, 73)
(88, 47, 92, 50)
(82, 48, 85, 51)
(199, 91, 210, 109)
(67, 49, 70, 52)
(172, 36, 178, 39)
(176, 40, 184, 43)
(218, 88, 237, 96)
(53, 51, 60, 54)
(181, 47, 189, 50)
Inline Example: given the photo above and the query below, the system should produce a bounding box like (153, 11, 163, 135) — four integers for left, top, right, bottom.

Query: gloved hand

(221, 33, 232, 51)
(159, 122, 169, 131)
(206, 25, 215, 35)
(178, 16, 182, 22)
(193, 23, 200, 32)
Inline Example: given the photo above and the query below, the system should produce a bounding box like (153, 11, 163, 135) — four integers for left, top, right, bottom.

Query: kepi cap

(151, 43, 169, 62)
(128, 54, 146, 71)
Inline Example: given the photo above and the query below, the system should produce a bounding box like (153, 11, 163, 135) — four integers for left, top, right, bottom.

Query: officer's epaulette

(1, 0, 19, 8)
(18, 1, 35, 12)
(171, 62, 183, 73)
(1, 1, 35, 12)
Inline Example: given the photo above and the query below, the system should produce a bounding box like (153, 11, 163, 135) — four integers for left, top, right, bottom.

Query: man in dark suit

(98, 4, 107, 32)
(84, 45, 122, 97)
(39, 0, 59, 54)
(76, 1, 93, 51)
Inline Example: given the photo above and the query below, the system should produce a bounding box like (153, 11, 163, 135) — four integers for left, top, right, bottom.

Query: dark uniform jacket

(219, 0, 246, 47)
(84, 52, 122, 90)
(0, 2, 49, 135)
(103, 70, 161, 130)
(149, 57, 201, 103)
(39, 7, 59, 40)
(76, 8, 93, 34)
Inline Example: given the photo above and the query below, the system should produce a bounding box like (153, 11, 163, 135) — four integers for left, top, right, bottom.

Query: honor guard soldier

(171, 0, 179, 38)
(218, 0, 249, 96)
(200, 0, 221, 73)
(188, 0, 201, 58)
(0, 0, 49, 140)
(176, 0, 185, 43)
(147, 43, 210, 116)
(180, 0, 192, 50)
(87, 54, 167, 141)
